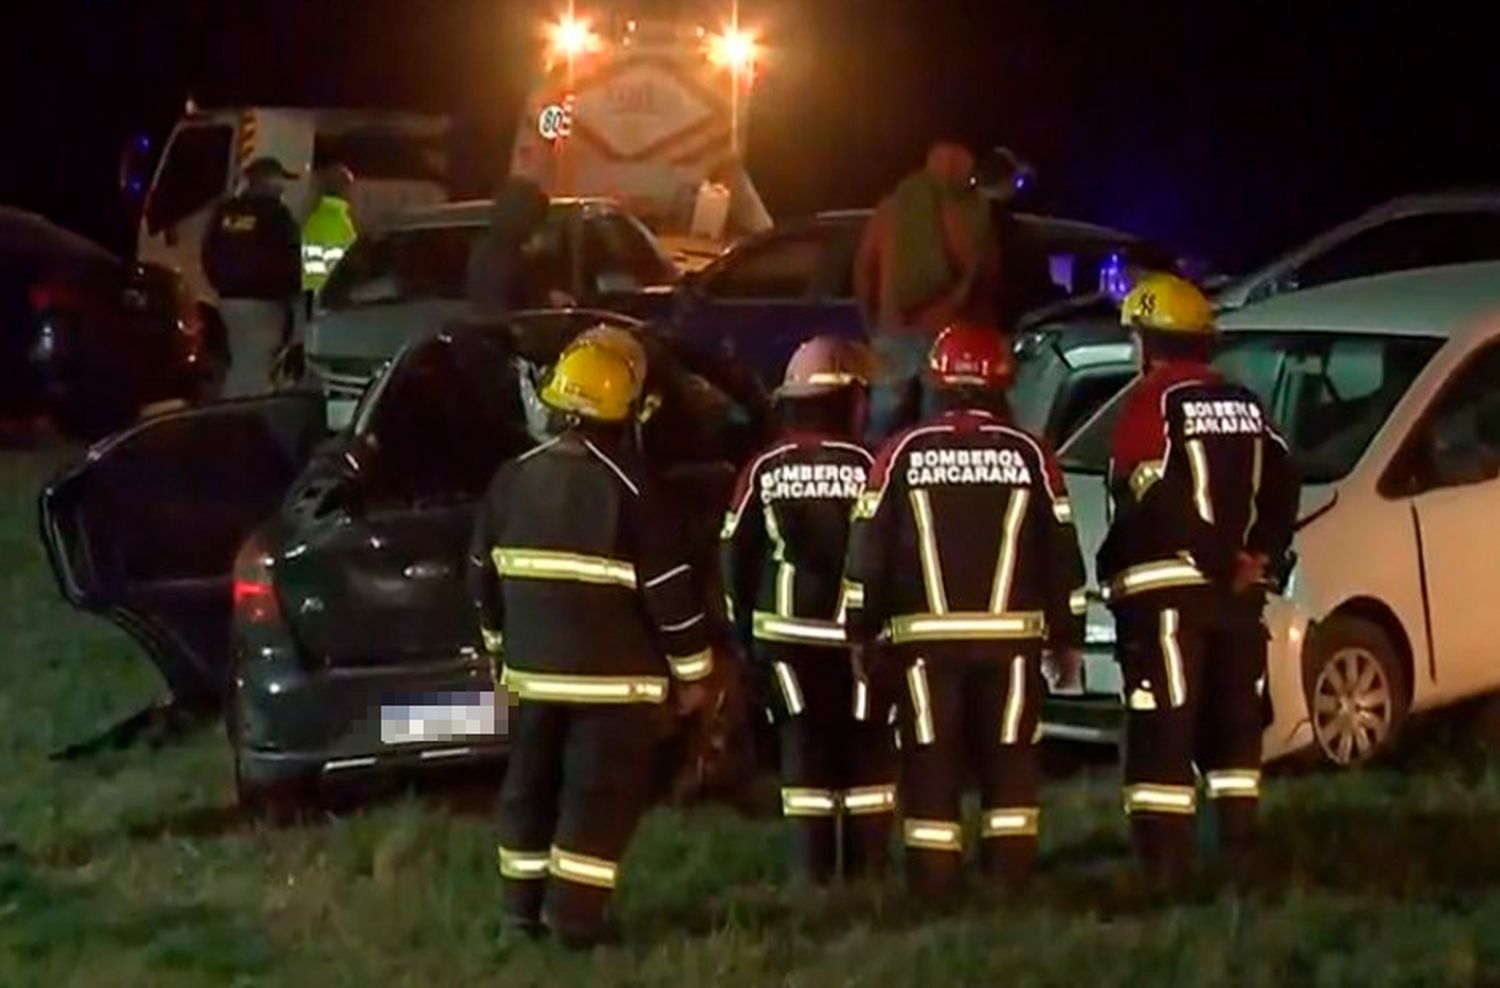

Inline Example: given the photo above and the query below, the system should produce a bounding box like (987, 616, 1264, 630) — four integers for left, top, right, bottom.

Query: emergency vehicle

(120, 105, 453, 307)
(510, 12, 774, 264)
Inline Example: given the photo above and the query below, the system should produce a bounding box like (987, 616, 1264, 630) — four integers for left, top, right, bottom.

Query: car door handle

(403, 561, 453, 581)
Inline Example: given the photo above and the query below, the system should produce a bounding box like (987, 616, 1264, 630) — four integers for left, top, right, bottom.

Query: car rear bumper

(233, 637, 510, 789)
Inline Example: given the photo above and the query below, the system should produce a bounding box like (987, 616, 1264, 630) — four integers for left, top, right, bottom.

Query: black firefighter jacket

(467, 429, 715, 705)
(844, 407, 1087, 653)
(1097, 361, 1300, 613)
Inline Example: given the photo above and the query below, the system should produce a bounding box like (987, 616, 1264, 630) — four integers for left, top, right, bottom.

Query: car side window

(366, 332, 529, 507)
(583, 213, 675, 293)
(1404, 343, 1500, 494)
(1052, 370, 1135, 445)
(703, 231, 831, 301)
(146, 125, 233, 235)
(525, 210, 574, 299)
(1291, 213, 1500, 292)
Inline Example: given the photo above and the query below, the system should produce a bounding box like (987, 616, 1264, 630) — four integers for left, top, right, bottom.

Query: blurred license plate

(380, 691, 503, 745)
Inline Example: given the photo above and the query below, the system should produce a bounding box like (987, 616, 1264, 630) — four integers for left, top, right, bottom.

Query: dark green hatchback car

(40, 310, 767, 810)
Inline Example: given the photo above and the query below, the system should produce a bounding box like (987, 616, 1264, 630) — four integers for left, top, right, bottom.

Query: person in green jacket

(301, 163, 358, 307)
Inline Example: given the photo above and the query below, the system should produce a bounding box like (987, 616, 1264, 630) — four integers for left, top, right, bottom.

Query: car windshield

(321, 224, 480, 310)
(1058, 332, 1444, 484)
(321, 210, 568, 311)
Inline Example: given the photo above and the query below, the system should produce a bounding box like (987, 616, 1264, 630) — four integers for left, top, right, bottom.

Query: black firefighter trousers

(895, 644, 1044, 896)
(497, 699, 662, 941)
(1115, 596, 1267, 878)
(763, 643, 898, 884)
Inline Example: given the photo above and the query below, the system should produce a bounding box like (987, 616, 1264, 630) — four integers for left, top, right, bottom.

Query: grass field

(7, 446, 1500, 985)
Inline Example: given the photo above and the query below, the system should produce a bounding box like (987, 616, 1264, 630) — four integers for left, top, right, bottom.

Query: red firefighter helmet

(927, 322, 1014, 389)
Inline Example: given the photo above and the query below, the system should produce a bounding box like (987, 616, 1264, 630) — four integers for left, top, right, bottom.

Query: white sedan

(1050, 261, 1500, 767)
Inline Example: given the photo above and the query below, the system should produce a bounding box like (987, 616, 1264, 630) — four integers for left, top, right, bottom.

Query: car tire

(1302, 614, 1408, 768)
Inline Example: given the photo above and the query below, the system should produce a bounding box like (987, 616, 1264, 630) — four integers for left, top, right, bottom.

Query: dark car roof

(0, 207, 117, 265)
(811, 207, 1145, 246)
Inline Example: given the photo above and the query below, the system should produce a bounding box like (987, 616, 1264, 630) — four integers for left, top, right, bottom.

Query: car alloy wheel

(1312, 646, 1393, 766)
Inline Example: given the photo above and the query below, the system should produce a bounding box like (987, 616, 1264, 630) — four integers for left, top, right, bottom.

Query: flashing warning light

(547, 13, 602, 65)
(706, 26, 761, 75)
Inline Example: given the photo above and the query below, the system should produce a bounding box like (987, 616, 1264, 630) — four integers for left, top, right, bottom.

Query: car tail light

(233, 538, 282, 627)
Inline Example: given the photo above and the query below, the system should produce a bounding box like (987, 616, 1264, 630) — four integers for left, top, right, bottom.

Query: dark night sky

(2, 0, 1495, 271)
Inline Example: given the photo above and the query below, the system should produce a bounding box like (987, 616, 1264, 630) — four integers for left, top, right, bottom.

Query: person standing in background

(854, 142, 999, 444)
(201, 157, 302, 398)
(300, 162, 358, 320)
(466, 177, 560, 318)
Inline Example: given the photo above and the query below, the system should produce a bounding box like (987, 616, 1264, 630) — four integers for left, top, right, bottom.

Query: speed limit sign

(538, 101, 573, 141)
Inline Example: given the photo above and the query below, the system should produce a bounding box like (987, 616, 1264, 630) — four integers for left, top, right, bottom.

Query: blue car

(645, 208, 1179, 387)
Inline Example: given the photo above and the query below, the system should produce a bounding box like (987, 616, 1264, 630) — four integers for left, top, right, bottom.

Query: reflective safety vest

(844, 407, 1087, 650)
(301, 195, 357, 292)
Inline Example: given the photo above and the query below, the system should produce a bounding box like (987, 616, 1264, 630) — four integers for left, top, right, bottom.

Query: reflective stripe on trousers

(497, 845, 550, 880)
(1124, 783, 1197, 816)
(549, 847, 618, 889)
(903, 817, 962, 852)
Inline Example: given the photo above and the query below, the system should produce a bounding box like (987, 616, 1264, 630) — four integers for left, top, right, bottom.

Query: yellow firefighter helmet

(540, 340, 642, 423)
(1120, 273, 1216, 335)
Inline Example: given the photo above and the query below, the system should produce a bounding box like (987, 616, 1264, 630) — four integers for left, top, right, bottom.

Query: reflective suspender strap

(493, 548, 638, 589)
(842, 784, 898, 816)
(908, 489, 950, 614)
(501, 667, 669, 705)
(988, 488, 1031, 613)
(980, 806, 1040, 838)
(1244, 438, 1264, 542)
(781, 787, 838, 817)
(887, 611, 1047, 644)
(902, 818, 963, 852)
(497, 846, 550, 881)
(1205, 769, 1262, 800)
(773, 661, 806, 716)
(764, 505, 797, 617)
(752, 612, 847, 646)
(1000, 654, 1027, 746)
(1160, 608, 1188, 709)
(906, 659, 935, 746)
(852, 676, 870, 722)
(1186, 439, 1215, 524)
(549, 847, 618, 889)
(1123, 783, 1198, 816)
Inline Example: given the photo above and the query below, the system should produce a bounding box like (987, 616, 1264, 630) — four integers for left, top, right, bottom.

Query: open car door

(39, 394, 325, 710)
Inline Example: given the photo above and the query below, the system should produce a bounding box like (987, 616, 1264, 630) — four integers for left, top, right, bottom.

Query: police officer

(722, 336, 898, 884)
(845, 322, 1087, 896)
(202, 157, 302, 398)
(468, 337, 718, 948)
(301, 162, 358, 311)
(1098, 273, 1298, 883)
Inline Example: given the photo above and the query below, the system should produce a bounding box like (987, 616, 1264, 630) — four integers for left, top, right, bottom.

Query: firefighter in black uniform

(844, 322, 1087, 895)
(1099, 273, 1298, 882)
(722, 335, 897, 884)
(468, 337, 718, 948)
